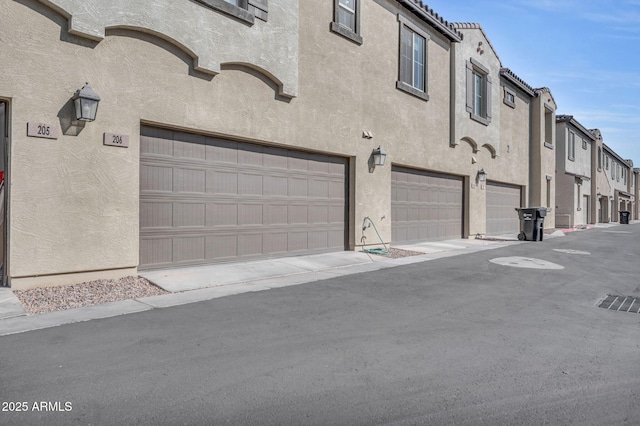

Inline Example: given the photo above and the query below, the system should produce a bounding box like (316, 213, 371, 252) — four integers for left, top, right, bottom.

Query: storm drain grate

(598, 295, 640, 313)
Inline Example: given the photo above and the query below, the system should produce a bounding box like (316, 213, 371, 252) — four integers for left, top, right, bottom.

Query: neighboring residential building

(449, 23, 557, 236)
(601, 144, 634, 222)
(555, 115, 595, 228)
(590, 129, 612, 223)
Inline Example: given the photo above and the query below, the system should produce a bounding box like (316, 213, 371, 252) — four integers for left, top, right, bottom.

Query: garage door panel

(206, 235, 238, 259)
(206, 139, 239, 163)
(486, 181, 521, 236)
(392, 166, 463, 244)
(208, 171, 238, 195)
(140, 127, 347, 269)
(174, 203, 206, 227)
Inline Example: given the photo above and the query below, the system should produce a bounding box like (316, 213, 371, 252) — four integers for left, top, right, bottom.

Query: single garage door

(139, 127, 348, 270)
(391, 166, 463, 243)
(486, 181, 521, 236)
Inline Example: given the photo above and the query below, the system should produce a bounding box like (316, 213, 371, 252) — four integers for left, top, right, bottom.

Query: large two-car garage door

(486, 181, 521, 236)
(391, 166, 463, 243)
(139, 127, 348, 270)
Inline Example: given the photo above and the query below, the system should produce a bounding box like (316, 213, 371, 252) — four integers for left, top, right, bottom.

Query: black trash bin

(619, 210, 630, 224)
(515, 207, 547, 241)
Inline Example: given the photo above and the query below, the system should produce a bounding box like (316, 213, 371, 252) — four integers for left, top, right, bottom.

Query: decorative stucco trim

(460, 137, 479, 153)
(534, 87, 557, 108)
(35, 0, 298, 97)
(482, 143, 497, 158)
(451, 22, 502, 66)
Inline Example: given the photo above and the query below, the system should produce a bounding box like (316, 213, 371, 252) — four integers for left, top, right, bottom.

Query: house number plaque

(104, 133, 129, 148)
(27, 122, 59, 139)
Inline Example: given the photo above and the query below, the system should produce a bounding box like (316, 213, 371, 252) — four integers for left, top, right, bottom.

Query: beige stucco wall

(36, 0, 299, 97)
(2, 0, 467, 288)
(2, 0, 552, 288)
(451, 27, 530, 236)
(3, 0, 305, 288)
(530, 92, 556, 229)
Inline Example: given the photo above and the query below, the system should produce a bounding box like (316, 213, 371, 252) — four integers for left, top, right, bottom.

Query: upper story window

(396, 15, 429, 101)
(612, 161, 616, 179)
(503, 87, 516, 108)
(544, 106, 553, 149)
(197, 0, 268, 24)
(331, 0, 362, 44)
(582, 139, 587, 150)
(466, 58, 492, 126)
(598, 147, 602, 170)
(606, 156, 609, 170)
(568, 131, 575, 161)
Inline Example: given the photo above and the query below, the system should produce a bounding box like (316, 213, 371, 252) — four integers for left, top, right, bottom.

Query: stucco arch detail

(36, 0, 299, 97)
(460, 137, 479, 153)
(482, 143, 498, 158)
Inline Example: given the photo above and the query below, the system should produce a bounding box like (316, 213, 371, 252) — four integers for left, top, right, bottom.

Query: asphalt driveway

(1, 225, 639, 425)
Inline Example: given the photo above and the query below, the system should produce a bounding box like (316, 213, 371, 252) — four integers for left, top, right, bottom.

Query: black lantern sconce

(72, 83, 101, 122)
(372, 146, 387, 166)
(477, 168, 487, 183)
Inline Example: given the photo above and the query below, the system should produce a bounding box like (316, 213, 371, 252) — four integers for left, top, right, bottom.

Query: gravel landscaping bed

(13, 276, 168, 315)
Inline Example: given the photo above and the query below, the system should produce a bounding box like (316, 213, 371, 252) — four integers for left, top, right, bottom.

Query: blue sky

(426, 0, 640, 164)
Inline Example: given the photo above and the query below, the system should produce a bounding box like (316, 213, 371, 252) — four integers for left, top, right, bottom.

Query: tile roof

(556, 115, 597, 140)
(397, 1, 463, 41)
(500, 68, 534, 96)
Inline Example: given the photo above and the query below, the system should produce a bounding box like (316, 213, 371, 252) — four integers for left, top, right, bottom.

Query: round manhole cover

(489, 256, 564, 270)
(552, 249, 591, 255)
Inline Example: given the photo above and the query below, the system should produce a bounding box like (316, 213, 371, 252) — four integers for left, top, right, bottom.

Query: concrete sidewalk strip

(137, 282, 273, 308)
(141, 252, 374, 293)
(0, 299, 153, 336)
(0, 287, 27, 320)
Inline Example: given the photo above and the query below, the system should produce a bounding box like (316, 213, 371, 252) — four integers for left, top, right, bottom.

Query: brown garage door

(391, 166, 463, 243)
(486, 181, 521, 236)
(139, 127, 348, 270)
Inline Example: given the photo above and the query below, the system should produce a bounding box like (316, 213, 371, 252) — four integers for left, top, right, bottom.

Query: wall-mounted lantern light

(477, 168, 487, 182)
(72, 83, 101, 122)
(372, 146, 387, 166)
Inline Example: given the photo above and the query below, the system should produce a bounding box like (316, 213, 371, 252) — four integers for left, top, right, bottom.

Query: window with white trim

(331, 0, 362, 44)
(396, 16, 429, 101)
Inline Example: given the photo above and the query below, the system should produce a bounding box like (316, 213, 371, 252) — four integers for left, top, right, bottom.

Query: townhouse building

(449, 24, 556, 236)
(0, 0, 558, 289)
(600, 144, 634, 222)
(555, 115, 595, 227)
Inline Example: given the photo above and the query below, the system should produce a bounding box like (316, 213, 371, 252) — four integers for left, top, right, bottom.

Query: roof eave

(397, 0, 463, 42)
